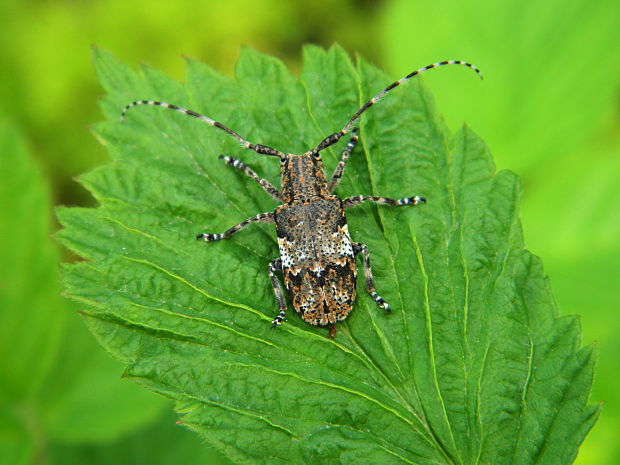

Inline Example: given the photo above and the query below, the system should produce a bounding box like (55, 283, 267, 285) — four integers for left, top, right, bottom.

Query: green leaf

(58, 45, 599, 464)
(380, 6, 620, 464)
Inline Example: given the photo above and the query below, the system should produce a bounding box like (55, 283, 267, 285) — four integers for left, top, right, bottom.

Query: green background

(0, 0, 617, 464)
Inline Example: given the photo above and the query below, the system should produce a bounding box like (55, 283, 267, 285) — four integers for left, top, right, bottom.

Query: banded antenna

(120, 100, 285, 158)
(314, 60, 482, 152)
(121, 60, 482, 157)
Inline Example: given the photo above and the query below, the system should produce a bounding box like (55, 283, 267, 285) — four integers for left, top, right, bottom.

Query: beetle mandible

(121, 59, 482, 337)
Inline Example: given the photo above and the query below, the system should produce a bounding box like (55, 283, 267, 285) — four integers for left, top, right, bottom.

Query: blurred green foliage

(0, 0, 618, 464)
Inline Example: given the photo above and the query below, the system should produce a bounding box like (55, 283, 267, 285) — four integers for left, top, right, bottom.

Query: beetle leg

(196, 212, 274, 241)
(343, 195, 426, 209)
(328, 128, 359, 192)
(219, 155, 282, 201)
(268, 258, 288, 327)
(353, 242, 390, 313)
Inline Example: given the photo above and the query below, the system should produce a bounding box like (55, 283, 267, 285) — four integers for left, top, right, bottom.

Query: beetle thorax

(280, 153, 329, 203)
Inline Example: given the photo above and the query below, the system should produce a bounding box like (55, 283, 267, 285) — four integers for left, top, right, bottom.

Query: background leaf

(0, 119, 174, 463)
(58, 46, 598, 464)
(381, 0, 620, 176)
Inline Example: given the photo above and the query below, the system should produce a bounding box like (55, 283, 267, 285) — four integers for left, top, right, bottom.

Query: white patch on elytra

(278, 238, 295, 268)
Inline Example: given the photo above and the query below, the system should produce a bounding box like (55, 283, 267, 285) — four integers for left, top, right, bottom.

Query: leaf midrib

(297, 57, 448, 452)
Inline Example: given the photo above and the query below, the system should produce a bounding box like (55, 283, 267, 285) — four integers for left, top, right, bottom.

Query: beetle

(121, 59, 482, 337)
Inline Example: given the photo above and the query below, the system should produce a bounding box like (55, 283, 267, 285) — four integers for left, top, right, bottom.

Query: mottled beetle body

(276, 154, 356, 326)
(121, 59, 482, 336)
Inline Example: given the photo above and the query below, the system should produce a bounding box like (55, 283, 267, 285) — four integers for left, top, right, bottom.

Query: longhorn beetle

(121, 59, 482, 338)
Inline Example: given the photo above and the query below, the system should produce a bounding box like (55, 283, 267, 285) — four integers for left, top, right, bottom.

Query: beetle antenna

(120, 100, 285, 158)
(314, 60, 482, 152)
